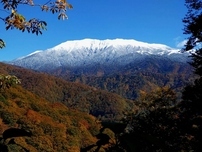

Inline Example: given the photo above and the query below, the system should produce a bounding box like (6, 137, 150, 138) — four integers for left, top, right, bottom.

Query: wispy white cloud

(176, 40, 187, 48)
(174, 37, 187, 48)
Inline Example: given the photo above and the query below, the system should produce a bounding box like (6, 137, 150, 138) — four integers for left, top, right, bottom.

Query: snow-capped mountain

(9, 39, 189, 71)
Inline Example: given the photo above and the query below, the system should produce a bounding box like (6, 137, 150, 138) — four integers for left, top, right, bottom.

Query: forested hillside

(50, 57, 194, 100)
(0, 0, 201, 151)
(0, 62, 133, 120)
(0, 61, 200, 151)
(0, 83, 107, 151)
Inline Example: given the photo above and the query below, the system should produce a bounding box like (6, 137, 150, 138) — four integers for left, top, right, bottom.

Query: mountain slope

(0, 83, 104, 151)
(7, 39, 193, 100)
(9, 39, 189, 72)
(0, 62, 133, 120)
(53, 57, 193, 100)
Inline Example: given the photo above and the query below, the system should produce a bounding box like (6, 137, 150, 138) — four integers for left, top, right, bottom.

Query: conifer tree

(180, 0, 202, 151)
(183, 0, 202, 76)
(182, 0, 202, 115)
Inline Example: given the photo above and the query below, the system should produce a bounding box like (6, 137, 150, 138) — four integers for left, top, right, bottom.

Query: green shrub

(7, 144, 24, 152)
(66, 127, 79, 137)
(1, 111, 16, 125)
(0, 94, 8, 105)
(30, 103, 41, 112)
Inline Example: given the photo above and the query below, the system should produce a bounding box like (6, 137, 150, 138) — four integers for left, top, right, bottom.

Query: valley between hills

(0, 39, 199, 151)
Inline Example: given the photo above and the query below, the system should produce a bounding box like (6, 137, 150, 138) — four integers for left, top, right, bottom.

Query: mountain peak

(9, 38, 188, 71)
(49, 38, 173, 52)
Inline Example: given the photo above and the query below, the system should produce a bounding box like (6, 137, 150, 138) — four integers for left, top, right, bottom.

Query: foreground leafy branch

(0, 0, 73, 48)
(0, 39, 5, 49)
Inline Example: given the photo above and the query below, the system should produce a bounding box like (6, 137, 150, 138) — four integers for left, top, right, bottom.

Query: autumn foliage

(0, 0, 73, 48)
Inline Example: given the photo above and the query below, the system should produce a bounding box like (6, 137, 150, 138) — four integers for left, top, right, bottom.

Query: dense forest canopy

(0, 0, 202, 151)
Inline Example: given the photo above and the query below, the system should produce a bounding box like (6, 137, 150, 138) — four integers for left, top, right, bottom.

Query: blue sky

(0, 0, 187, 61)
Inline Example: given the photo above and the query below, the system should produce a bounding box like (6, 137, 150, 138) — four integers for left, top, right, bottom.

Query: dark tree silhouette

(183, 0, 202, 52)
(2, 128, 32, 141)
(179, 0, 202, 151)
(0, 128, 32, 152)
(182, 0, 202, 76)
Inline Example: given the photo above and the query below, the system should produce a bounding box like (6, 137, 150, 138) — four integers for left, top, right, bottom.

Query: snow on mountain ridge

(9, 39, 188, 71)
(42, 38, 180, 60)
(16, 50, 43, 60)
(49, 38, 173, 52)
